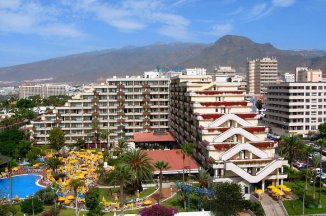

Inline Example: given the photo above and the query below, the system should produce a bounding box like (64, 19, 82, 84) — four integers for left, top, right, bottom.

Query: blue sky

(0, 0, 325, 67)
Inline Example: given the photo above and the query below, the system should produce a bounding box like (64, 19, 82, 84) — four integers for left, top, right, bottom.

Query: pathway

(260, 193, 287, 216)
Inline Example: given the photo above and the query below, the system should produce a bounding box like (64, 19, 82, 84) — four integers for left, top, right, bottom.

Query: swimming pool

(0, 174, 44, 198)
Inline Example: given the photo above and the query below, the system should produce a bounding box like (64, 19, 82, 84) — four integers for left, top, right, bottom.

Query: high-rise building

(247, 57, 278, 95)
(284, 73, 295, 83)
(264, 82, 326, 136)
(295, 67, 323, 82)
(31, 72, 169, 147)
(170, 74, 287, 198)
(19, 84, 67, 99)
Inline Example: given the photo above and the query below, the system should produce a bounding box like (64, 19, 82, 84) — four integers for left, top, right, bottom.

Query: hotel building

(247, 57, 278, 95)
(264, 82, 326, 136)
(19, 84, 67, 99)
(170, 73, 287, 198)
(31, 72, 169, 147)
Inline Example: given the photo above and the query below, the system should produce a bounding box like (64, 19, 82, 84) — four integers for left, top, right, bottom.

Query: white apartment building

(19, 84, 67, 99)
(170, 74, 287, 198)
(264, 82, 326, 136)
(31, 72, 169, 147)
(295, 67, 323, 82)
(284, 73, 295, 83)
(247, 57, 278, 95)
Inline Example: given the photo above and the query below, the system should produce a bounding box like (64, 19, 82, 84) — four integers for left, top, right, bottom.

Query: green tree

(312, 155, 321, 199)
(20, 197, 43, 214)
(16, 98, 35, 109)
(317, 138, 326, 208)
(105, 164, 133, 216)
(99, 129, 109, 149)
(69, 179, 85, 216)
(197, 169, 212, 188)
(279, 135, 305, 168)
(318, 122, 326, 138)
(177, 142, 195, 182)
(123, 149, 154, 192)
(26, 148, 43, 165)
(85, 187, 103, 216)
(7, 159, 17, 209)
(211, 182, 245, 216)
(154, 160, 170, 204)
(17, 140, 32, 159)
(48, 127, 65, 153)
(255, 99, 263, 112)
(75, 138, 86, 150)
(115, 138, 129, 155)
(46, 157, 62, 173)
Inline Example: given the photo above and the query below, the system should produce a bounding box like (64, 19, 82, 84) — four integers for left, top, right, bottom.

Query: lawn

(283, 181, 326, 215)
(98, 186, 158, 202)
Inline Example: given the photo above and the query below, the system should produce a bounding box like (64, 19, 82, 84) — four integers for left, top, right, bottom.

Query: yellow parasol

(67, 195, 75, 200)
(255, 189, 264, 194)
(14, 195, 19, 201)
(143, 200, 152, 205)
(64, 198, 71, 205)
(58, 197, 65, 202)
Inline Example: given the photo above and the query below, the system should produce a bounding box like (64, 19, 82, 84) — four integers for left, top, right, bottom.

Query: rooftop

(146, 149, 200, 173)
(129, 132, 176, 143)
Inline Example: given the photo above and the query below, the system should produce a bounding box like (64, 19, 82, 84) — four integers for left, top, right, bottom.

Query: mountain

(1, 35, 326, 83)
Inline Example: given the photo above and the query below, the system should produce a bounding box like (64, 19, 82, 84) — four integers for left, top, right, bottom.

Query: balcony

(143, 118, 150, 123)
(117, 119, 125, 123)
(143, 111, 151, 116)
(56, 113, 61, 117)
(117, 91, 125, 96)
(117, 98, 125, 103)
(143, 105, 151, 109)
(92, 126, 100, 130)
(143, 125, 151, 130)
(117, 112, 125, 116)
(91, 105, 99, 110)
(143, 84, 151, 88)
(54, 120, 61, 124)
(117, 105, 125, 109)
(91, 98, 99, 103)
(143, 91, 150, 95)
(92, 113, 99, 117)
(143, 98, 150, 102)
(118, 125, 126, 130)
(117, 84, 125, 89)
(92, 119, 99, 123)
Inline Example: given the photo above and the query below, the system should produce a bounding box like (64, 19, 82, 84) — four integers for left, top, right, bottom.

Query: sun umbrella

(64, 198, 71, 205)
(143, 200, 152, 205)
(14, 195, 19, 201)
(58, 197, 65, 202)
(255, 189, 264, 194)
(67, 195, 75, 200)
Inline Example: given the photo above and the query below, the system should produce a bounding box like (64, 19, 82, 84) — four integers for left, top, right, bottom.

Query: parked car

(317, 173, 326, 180)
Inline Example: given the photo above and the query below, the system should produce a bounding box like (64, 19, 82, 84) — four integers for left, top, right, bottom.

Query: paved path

(261, 194, 287, 216)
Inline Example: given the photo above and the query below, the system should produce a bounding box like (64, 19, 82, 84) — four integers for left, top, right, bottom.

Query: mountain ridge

(1, 35, 326, 83)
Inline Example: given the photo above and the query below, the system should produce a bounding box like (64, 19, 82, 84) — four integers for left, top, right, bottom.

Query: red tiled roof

(146, 149, 200, 172)
(199, 101, 248, 107)
(129, 132, 176, 143)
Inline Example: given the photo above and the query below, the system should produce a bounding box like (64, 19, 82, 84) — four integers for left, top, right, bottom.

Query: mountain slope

(0, 35, 325, 83)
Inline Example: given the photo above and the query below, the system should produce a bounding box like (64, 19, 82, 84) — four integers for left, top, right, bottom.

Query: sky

(0, 0, 325, 67)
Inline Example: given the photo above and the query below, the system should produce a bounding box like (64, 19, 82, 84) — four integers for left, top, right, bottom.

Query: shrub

(41, 207, 60, 216)
(20, 197, 43, 214)
(140, 204, 178, 216)
(85, 187, 103, 216)
(35, 187, 56, 205)
(52, 172, 66, 181)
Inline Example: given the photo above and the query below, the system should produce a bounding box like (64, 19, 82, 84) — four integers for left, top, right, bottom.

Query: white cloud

(0, 0, 21, 9)
(245, 3, 273, 21)
(0, 1, 84, 37)
(211, 23, 233, 36)
(272, 0, 296, 7)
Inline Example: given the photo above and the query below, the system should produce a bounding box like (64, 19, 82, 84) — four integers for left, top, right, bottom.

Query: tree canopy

(48, 127, 65, 152)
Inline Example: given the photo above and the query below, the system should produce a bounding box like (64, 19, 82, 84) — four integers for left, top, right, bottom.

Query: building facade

(284, 73, 295, 83)
(295, 67, 323, 82)
(31, 73, 169, 147)
(264, 82, 326, 136)
(247, 57, 278, 95)
(19, 84, 67, 99)
(170, 74, 287, 198)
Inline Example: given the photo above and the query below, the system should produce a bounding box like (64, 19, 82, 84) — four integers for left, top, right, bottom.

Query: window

(244, 186, 249, 194)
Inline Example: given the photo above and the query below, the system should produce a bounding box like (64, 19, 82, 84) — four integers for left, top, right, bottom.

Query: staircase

(213, 127, 260, 143)
(224, 160, 286, 183)
(208, 114, 251, 128)
(220, 143, 268, 160)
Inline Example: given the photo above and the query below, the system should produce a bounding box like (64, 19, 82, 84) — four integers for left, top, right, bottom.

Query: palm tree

(7, 160, 17, 210)
(312, 155, 321, 199)
(197, 169, 212, 189)
(279, 135, 305, 168)
(99, 129, 109, 149)
(69, 179, 85, 216)
(317, 138, 326, 208)
(154, 161, 170, 204)
(105, 164, 133, 216)
(177, 142, 195, 182)
(123, 149, 154, 192)
(115, 138, 129, 156)
(46, 157, 62, 174)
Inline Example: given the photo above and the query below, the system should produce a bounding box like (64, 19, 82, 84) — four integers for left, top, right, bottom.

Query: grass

(98, 186, 157, 202)
(283, 180, 326, 215)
